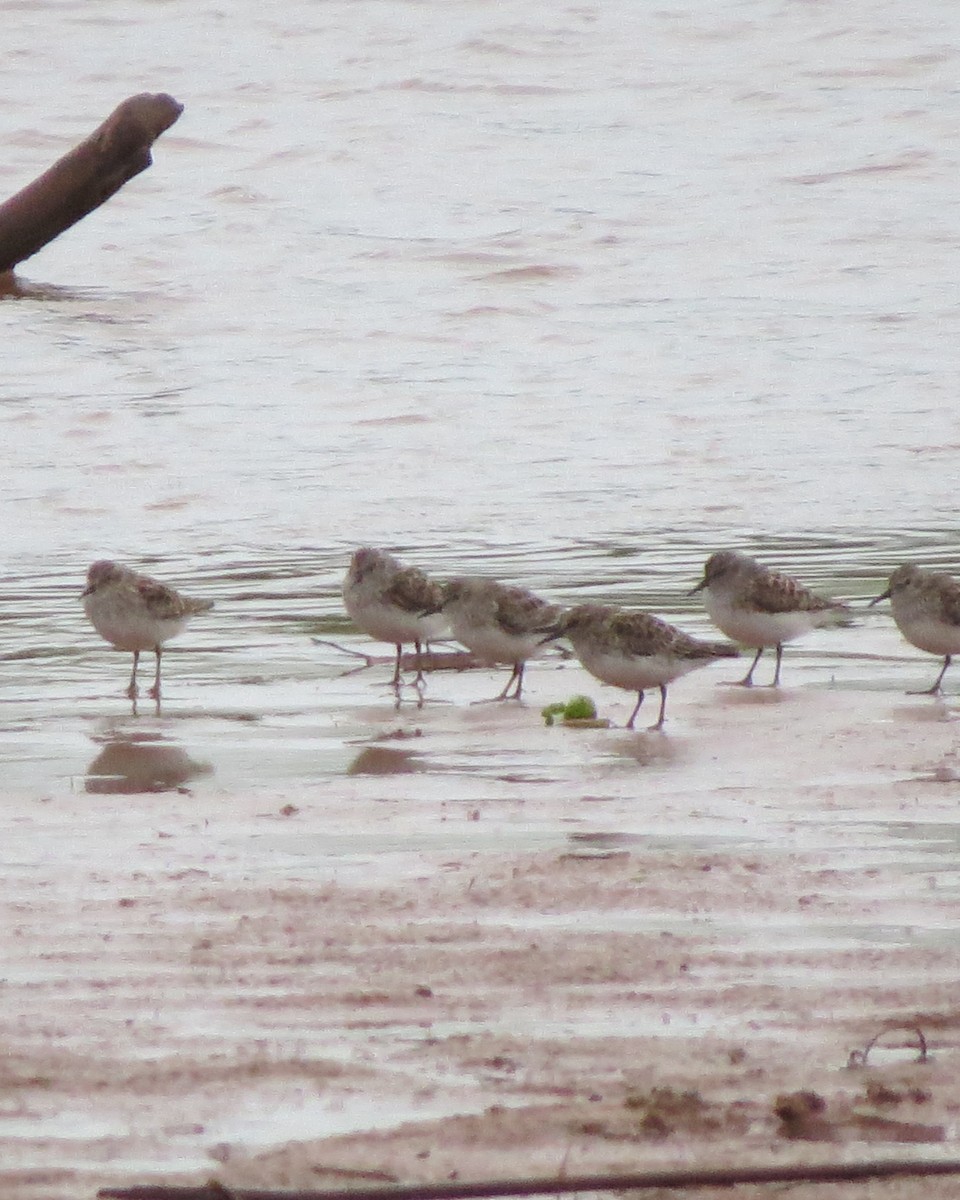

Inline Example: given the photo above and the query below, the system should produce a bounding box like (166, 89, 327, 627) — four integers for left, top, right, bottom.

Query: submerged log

(0, 92, 183, 276)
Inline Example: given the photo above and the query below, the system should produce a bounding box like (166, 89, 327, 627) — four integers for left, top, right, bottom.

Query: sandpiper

(541, 602, 739, 729)
(870, 563, 960, 695)
(81, 559, 213, 699)
(430, 576, 562, 700)
(343, 547, 447, 686)
(690, 550, 848, 686)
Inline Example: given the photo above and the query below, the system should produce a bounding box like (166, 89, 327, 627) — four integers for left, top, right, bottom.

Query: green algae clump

(542, 695, 598, 726)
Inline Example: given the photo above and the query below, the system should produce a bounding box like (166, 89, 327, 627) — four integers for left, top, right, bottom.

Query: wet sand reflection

(347, 744, 427, 775)
(85, 731, 212, 794)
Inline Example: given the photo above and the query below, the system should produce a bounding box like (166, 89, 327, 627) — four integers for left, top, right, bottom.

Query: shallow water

(3, 18, 960, 577)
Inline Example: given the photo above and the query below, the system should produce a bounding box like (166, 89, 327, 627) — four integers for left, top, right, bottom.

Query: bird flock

(341, 548, 960, 728)
(79, 550, 960, 728)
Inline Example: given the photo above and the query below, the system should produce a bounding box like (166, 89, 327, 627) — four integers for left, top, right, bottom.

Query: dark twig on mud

(311, 638, 377, 665)
(98, 1157, 960, 1200)
(313, 638, 481, 673)
(848, 1023, 929, 1068)
(0, 92, 183, 277)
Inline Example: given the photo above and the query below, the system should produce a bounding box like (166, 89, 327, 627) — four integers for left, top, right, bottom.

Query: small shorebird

(690, 550, 849, 687)
(541, 602, 739, 730)
(870, 563, 960, 695)
(430, 576, 562, 700)
(81, 559, 213, 700)
(343, 547, 447, 687)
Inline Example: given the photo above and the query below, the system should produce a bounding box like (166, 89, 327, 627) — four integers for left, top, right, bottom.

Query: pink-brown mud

(2, 682, 960, 1200)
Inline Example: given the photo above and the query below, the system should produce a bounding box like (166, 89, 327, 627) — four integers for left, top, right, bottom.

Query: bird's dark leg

(392, 643, 403, 687)
(910, 654, 951, 696)
(650, 684, 668, 730)
(496, 662, 523, 701)
(148, 645, 162, 699)
(512, 661, 525, 699)
(413, 640, 426, 686)
(770, 642, 784, 688)
(626, 690, 645, 729)
(739, 647, 764, 687)
(412, 640, 428, 708)
(126, 650, 140, 699)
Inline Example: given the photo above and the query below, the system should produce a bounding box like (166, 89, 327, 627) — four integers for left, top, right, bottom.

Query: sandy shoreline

(2, 672, 960, 1200)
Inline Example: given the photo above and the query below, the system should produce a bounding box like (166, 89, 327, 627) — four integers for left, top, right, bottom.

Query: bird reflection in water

(85, 731, 213, 795)
(346, 745, 426, 776)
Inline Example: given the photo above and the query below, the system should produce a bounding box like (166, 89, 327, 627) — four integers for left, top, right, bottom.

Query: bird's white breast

(84, 593, 187, 652)
(704, 591, 817, 647)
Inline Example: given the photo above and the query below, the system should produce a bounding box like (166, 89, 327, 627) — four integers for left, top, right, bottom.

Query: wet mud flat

(2, 674, 960, 1200)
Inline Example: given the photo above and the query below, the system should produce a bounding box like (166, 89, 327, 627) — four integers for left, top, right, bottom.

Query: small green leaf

(541, 702, 567, 726)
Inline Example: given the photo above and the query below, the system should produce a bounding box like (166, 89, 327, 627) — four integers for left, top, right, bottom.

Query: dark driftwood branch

(98, 1158, 960, 1200)
(0, 92, 183, 275)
